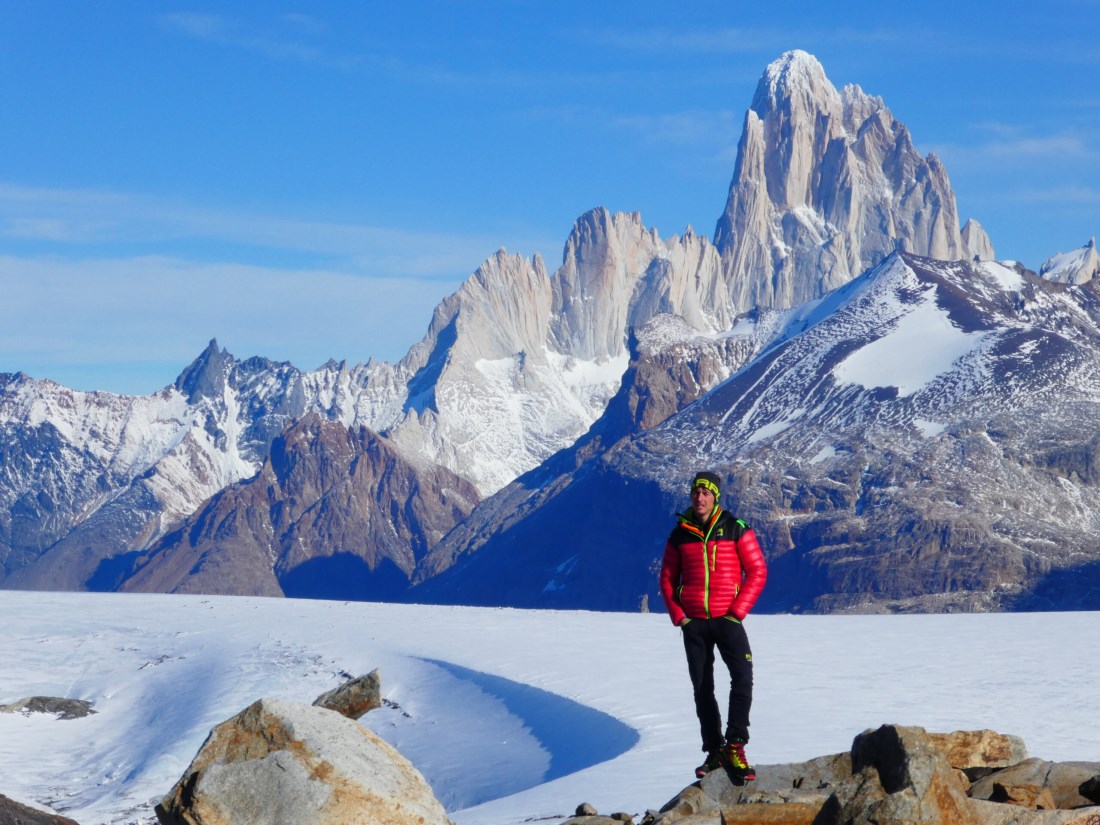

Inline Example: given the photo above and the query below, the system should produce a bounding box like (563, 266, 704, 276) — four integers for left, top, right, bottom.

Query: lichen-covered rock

(928, 730, 1028, 770)
(155, 697, 451, 825)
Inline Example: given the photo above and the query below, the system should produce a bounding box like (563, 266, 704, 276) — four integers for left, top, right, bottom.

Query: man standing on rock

(659, 470, 768, 780)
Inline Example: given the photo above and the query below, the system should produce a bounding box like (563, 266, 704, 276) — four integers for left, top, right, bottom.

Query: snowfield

(1, 591, 1097, 824)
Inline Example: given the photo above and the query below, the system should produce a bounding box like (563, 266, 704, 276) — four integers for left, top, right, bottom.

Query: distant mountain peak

(174, 338, 235, 401)
(716, 50, 972, 312)
(1041, 237, 1100, 285)
(752, 49, 834, 115)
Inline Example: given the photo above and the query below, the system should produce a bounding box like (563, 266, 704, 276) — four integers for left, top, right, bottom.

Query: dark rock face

(119, 415, 479, 599)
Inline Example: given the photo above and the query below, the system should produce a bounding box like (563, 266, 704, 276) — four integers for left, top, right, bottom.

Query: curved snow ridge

(418, 658, 639, 805)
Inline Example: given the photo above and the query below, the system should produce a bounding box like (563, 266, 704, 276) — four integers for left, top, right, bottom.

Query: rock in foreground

(0, 793, 81, 824)
(155, 697, 451, 825)
(599, 726, 1100, 825)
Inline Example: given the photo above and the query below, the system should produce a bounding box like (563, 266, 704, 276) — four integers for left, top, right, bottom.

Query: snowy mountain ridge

(4, 50, 1097, 608)
(411, 251, 1100, 613)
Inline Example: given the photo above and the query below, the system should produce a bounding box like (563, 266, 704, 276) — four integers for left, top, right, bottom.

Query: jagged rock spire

(715, 50, 971, 311)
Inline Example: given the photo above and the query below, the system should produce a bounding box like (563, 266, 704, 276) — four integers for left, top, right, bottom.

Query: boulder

(0, 793, 81, 824)
(653, 783, 719, 822)
(155, 698, 451, 825)
(928, 730, 1028, 770)
(816, 724, 979, 825)
(969, 798, 1100, 824)
(970, 759, 1100, 809)
(311, 669, 382, 720)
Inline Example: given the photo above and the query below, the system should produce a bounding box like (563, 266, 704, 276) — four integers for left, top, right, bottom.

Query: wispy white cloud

(0, 183, 563, 393)
(0, 183, 533, 280)
(577, 25, 910, 55)
(930, 129, 1095, 168)
(159, 12, 361, 70)
(998, 185, 1100, 205)
(0, 253, 460, 392)
(610, 109, 739, 147)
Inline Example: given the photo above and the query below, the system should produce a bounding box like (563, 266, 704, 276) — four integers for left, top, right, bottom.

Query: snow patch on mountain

(834, 293, 989, 397)
(979, 260, 1025, 291)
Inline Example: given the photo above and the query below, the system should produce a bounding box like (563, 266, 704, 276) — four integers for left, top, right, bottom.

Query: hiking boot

(694, 751, 722, 778)
(721, 740, 756, 780)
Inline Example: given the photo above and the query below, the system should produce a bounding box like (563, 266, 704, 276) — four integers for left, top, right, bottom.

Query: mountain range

(2, 50, 1097, 612)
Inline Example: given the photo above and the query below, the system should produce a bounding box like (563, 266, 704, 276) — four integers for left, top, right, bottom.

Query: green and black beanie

(691, 471, 721, 498)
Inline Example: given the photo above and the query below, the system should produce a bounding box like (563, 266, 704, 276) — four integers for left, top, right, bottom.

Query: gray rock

(155, 697, 451, 825)
(312, 669, 381, 720)
(970, 759, 1100, 810)
(0, 696, 96, 720)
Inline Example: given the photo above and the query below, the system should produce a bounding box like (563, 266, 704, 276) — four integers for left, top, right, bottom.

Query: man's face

(691, 485, 716, 519)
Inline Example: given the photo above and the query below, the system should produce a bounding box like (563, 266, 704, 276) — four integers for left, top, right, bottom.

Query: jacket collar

(678, 505, 723, 537)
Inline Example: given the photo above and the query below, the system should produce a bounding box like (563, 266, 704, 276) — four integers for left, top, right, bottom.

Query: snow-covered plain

(1, 591, 1097, 825)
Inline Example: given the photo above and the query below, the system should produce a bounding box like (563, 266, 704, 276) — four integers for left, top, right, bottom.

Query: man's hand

(678, 617, 691, 627)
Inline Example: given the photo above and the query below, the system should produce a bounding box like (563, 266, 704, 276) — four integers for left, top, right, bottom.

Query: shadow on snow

(421, 658, 639, 783)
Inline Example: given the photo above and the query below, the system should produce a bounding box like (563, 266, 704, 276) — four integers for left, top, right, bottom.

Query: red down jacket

(659, 507, 767, 625)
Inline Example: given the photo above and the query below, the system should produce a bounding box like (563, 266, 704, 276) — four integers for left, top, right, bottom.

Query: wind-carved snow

(833, 292, 988, 397)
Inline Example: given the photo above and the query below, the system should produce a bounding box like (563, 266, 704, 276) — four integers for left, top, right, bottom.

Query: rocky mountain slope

(7, 50, 1085, 611)
(116, 414, 479, 599)
(413, 252, 1100, 613)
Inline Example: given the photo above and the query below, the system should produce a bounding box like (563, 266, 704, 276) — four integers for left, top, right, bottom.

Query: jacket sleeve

(658, 540, 686, 626)
(730, 528, 767, 620)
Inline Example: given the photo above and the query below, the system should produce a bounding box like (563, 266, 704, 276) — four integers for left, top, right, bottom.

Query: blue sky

(2, 1, 1098, 395)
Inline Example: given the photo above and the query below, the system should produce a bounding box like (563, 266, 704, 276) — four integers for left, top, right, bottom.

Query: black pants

(681, 616, 753, 753)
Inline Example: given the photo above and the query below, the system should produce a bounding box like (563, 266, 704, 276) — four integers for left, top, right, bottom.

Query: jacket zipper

(701, 509, 720, 618)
